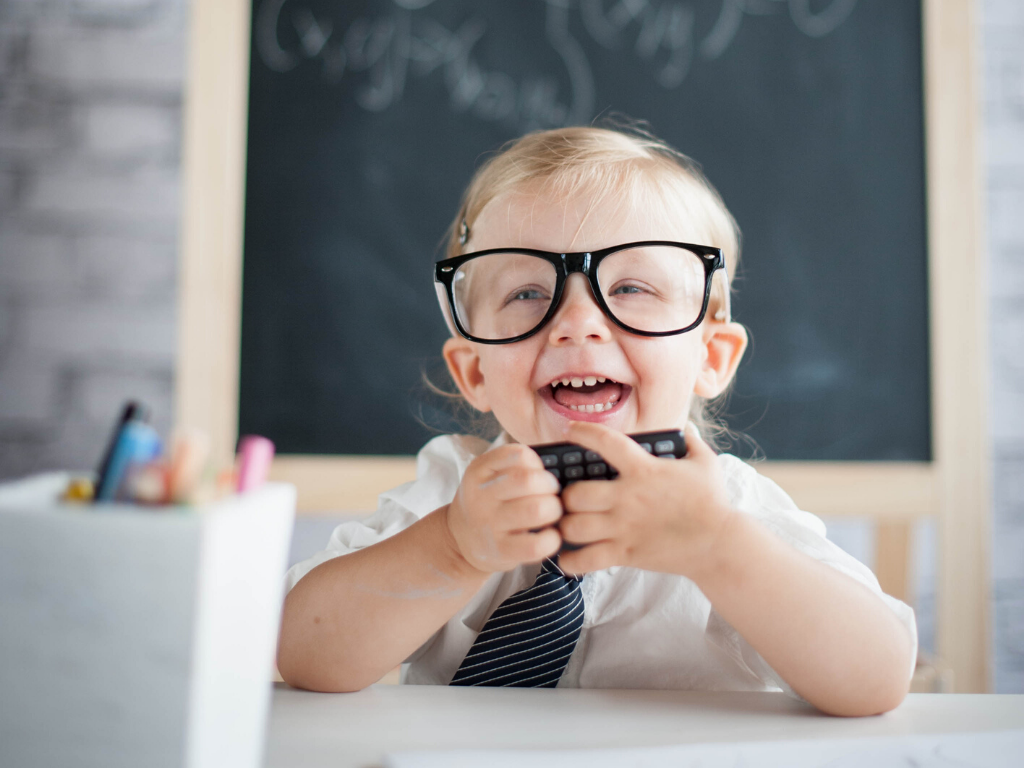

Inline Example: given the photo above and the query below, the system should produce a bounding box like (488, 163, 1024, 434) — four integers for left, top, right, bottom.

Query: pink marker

(236, 435, 275, 493)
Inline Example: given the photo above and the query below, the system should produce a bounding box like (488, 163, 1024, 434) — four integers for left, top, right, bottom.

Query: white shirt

(284, 434, 917, 693)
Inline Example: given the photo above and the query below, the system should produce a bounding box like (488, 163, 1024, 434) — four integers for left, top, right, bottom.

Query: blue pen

(95, 421, 162, 503)
(93, 401, 146, 495)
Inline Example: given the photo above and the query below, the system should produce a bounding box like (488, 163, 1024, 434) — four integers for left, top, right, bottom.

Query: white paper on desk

(384, 729, 1024, 768)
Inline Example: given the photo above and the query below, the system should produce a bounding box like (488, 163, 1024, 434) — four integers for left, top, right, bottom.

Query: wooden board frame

(177, 1, 989, 691)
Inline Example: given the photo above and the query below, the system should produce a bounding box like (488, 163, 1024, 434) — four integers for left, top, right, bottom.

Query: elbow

(862, 622, 916, 715)
(816, 676, 909, 718)
(276, 625, 379, 693)
(279, 673, 372, 694)
(872, 676, 911, 715)
(276, 604, 371, 693)
(814, 635, 914, 717)
(839, 617, 916, 717)
(865, 643, 914, 715)
(277, 645, 373, 693)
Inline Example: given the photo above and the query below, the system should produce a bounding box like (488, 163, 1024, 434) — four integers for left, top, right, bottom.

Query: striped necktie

(449, 558, 584, 687)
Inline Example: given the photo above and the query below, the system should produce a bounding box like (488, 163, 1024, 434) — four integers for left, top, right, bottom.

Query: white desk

(263, 684, 1024, 768)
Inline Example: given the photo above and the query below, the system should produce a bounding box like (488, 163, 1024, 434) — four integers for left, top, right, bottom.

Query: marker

(167, 428, 211, 504)
(96, 421, 162, 503)
(93, 401, 148, 501)
(236, 435, 275, 493)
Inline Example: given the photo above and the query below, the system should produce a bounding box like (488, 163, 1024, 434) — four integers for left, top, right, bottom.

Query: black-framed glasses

(434, 240, 726, 344)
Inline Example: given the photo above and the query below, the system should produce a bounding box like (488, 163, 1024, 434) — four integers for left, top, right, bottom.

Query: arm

(277, 507, 488, 692)
(558, 421, 914, 717)
(277, 444, 563, 692)
(688, 512, 914, 716)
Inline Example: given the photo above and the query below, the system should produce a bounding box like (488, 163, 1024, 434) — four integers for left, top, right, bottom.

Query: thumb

(684, 421, 716, 461)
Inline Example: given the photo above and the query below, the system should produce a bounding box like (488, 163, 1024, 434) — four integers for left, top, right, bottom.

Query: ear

(442, 336, 492, 413)
(694, 321, 748, 399)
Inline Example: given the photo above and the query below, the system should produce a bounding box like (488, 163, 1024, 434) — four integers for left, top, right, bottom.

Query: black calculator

(531, 429, 687, 551)
(530, 429, 688, 490)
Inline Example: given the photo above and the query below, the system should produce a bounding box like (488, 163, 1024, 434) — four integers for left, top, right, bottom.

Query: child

(277, 124, 916, 716)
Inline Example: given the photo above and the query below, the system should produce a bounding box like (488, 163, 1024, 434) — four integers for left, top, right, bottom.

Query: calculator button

(565, 465, 585, 479)
(586, 462, 607, 476)
(654, 440, 674, 454)
(563, 451, 583, 465)
(638, 443, 652, 453)
(540, 454, 558, 468)
(658, 453, 675, 459)
(547, 468, 560, 479)
(584, 450, 601, 462)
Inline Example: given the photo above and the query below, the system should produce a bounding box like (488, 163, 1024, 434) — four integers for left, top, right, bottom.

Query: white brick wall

(0, 0, 183, 481)
(28, 13, 184, 90)
(83, 103, 177, 157)
(0, 357, 58, 422)
(0, 0, 1021, 692)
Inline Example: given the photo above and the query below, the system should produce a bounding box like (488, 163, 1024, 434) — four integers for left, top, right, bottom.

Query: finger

(559, 510, 618, 546)
(561, 478, 615, 514)
(683, 421, 716, 462)
(485, 465, 560, 501)
(477, 443, 545, 474)
(565, 421, 651, 471)
(500, 494, 564, 533)
(504, 528, 561, 563)
(558, 540, 622, 576)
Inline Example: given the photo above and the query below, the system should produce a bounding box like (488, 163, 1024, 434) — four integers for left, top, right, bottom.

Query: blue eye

(611, 285, 644, 296)
(512, 289, 546, 301)
(500, 285, 551, 310)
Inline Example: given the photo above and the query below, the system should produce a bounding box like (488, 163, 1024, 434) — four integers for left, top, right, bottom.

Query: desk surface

(264, 684, 1024, 768)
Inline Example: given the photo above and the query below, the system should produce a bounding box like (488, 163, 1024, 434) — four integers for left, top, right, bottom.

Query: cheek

(478, 344, 540, 399)
(631, 337, 704, 400)
(476, 344, 544, 440)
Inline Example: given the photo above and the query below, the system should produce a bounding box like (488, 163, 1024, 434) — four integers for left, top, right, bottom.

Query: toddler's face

(443, 186, 746, 446)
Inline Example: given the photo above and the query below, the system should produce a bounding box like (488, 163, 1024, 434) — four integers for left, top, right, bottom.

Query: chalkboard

(239, 0, 929, 462)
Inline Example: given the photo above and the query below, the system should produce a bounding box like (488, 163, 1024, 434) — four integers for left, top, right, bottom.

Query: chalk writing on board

(256, 0, 858, 129)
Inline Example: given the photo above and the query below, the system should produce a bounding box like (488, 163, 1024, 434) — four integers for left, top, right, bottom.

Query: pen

(93, 401, 148, 501)
(96, 421, 162, 502)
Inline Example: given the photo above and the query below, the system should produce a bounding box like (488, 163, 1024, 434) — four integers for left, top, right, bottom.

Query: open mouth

(546, 375, 627, 414)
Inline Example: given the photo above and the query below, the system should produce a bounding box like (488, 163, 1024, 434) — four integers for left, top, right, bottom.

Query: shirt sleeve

(282, 433, 492, 595)
(710, 453, 919, 696)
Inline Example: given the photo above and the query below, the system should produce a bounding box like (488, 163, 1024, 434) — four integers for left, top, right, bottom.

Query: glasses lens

(597, 245, 707, 333)
(452, 253, 557, 340)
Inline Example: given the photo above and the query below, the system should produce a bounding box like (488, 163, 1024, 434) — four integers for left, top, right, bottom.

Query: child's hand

(558, 421, 737, 579)
(444, 444, 563, 574)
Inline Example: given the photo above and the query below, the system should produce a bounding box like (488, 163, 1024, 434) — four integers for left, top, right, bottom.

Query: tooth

(562, 378, 571, 386)
(584, 404, 595, 413)
(593, 403, 604, 412)
(571, 377, 583, 387)
(568, 404, 579, 412)
(584, 376, 597, 386)
(597, 377, 606, 383)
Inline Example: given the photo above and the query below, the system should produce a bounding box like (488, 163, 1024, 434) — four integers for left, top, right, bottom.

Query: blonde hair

(437, 121, 745, 448)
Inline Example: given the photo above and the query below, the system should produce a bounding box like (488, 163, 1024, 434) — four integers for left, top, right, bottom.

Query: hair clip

(458, 220, 470, 245)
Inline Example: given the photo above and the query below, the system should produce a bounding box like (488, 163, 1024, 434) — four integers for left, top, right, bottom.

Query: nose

(547, 274, 613, 346)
